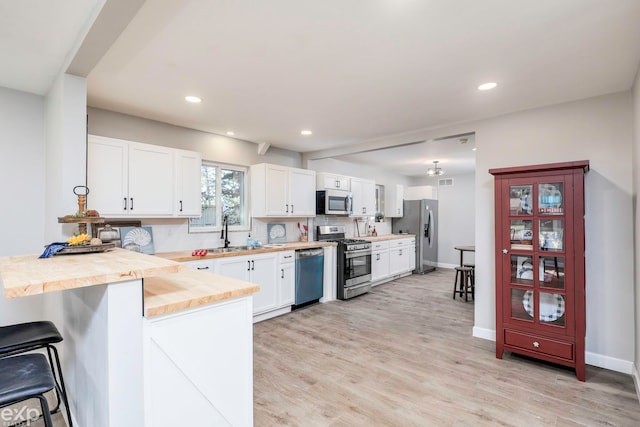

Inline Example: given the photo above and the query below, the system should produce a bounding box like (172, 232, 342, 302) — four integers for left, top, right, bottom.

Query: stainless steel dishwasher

(294, 248, 324, 307)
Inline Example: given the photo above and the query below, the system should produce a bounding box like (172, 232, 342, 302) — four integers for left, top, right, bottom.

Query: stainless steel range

(317, 225, 372, 300)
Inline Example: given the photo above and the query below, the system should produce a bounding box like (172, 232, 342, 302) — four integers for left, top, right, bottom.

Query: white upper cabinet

(87, 136, 129, 216)
(350, 177, 376, 217)
(385, 184, 404, 218)
(128, 142, 174, 216)
(174, 149, 202, 217)
(250, 163, 316, 217)
(316, 172, 350, 191)
(87, 135, 201, 218)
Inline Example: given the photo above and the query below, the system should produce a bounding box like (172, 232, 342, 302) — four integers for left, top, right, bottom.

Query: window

(189, 162, 248, 232)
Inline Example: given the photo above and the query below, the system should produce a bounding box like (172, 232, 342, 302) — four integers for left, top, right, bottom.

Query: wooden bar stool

(463, 262, 475, 291)
(0, 354, 56, 427)
(0, 321, 72, 426)
(453, 266, 474, 302)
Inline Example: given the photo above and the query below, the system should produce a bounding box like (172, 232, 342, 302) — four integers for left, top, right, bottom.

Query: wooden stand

(58, 217, 105, 235)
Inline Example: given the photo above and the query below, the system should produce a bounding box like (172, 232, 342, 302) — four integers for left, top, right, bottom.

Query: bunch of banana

(67, 233, 91, 246)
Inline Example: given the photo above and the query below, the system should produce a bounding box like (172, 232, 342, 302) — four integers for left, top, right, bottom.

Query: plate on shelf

(54, 242, 116, 255)
(522, 290, 565, 322)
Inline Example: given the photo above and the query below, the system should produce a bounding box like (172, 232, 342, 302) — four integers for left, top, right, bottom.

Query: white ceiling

(2, 1, 640, 177)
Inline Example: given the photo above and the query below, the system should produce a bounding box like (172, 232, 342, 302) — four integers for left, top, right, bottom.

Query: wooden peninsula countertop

(0, 248, 260, 317)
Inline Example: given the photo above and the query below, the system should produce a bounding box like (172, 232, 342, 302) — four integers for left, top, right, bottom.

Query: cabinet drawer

(279, 251, 295, 264)
(372, 241, 389, 250)
(504, 330, 573, 360)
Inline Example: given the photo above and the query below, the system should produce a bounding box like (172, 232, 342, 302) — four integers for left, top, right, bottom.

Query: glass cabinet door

(504, 177, 572, 331)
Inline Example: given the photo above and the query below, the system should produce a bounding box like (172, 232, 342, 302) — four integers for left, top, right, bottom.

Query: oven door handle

(345, 249, 371, 258)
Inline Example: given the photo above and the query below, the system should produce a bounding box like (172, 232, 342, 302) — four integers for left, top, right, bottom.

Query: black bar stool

(0, 321, 72, 426)
(0, 353, 56, 427)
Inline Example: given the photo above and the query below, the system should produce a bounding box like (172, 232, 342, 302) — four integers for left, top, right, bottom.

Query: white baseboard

(632, 364, 640, 404)
(472, 326, 496, 341)
(586, 351, 634, 374)
(438, 262, 458, 270)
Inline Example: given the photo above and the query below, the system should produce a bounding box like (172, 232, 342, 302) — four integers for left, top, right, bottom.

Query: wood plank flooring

(254, 268, 640, 426)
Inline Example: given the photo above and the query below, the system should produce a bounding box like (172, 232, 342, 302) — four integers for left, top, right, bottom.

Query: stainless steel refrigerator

(392, 199, 438, 274)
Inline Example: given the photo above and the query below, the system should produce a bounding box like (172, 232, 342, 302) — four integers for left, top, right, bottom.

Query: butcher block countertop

(155, 241, 335, 262)
(360, 234, 416, 242)
(143, 269, 259, 317)
(0, 247, 181, 299)
(0, 248, 260, 317)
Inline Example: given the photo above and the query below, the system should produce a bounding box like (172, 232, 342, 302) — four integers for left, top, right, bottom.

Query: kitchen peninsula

(0, 248, 259, 427)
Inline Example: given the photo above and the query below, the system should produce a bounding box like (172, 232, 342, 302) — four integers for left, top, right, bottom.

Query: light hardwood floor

(254, 268, 640, 426)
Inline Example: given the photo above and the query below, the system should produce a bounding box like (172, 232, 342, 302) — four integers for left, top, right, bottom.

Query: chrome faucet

(221, 215, 230, 248)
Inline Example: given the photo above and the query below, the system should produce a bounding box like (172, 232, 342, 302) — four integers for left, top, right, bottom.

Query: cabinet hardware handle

(247, 261, 251, 271)
(123, 197, 128, 210)
(399, 249, 402, 256)
(281, 269, 284, 278)
(284, 255, 292, 259)
(251, 260, 255, 270)
(197, 266, 209, 270)
(179, 200, 183, 212)
(291, 204, 294, 213)
(286, 204, 289, 213)
(130, 198, 134, 210)
(533, 341, 540, 348)
(377, 254, 380, 261)
(502, 249, 508, 254)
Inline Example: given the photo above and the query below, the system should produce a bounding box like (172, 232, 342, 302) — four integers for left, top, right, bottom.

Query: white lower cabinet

(278, 251, 295, 307)
(371, 241, 390, 284)
(216, 253, 279, 315)
(389, 238, 415, 276)
(143, 297, 253, 427)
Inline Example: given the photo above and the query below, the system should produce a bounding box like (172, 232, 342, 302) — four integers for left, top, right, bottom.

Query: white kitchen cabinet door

(128, 142, 174, 216)
(249, 254, 279, 315)
(217, 256, 251, 281)
(278, 254, 295, 307)
(385, 184, 404, 218)
(251, 163, 316, 217)
(289, 168, 316, 216)
(316, 172, 350, 191)
(351, 177, 376, 217)
(175, 149, 202, 217)
(217, 253, 279, 315)
(264, 164, 289, 215)
(87, 136, 129, 216)
(371, 249, 390, 282)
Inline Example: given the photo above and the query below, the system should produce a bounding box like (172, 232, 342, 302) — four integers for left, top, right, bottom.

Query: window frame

(188, 161, 249, 233)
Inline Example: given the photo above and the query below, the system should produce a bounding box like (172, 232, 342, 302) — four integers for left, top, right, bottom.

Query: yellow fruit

(67, 233, 90, 245)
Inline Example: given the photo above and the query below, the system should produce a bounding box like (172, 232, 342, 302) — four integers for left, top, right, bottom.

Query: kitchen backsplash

(135, 215, 393, 253)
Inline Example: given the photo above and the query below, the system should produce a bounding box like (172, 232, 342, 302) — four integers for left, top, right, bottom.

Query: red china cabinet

(490, 161, 589, 381)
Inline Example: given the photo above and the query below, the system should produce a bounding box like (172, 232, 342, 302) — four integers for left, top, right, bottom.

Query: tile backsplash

(134, 215, 393, 254)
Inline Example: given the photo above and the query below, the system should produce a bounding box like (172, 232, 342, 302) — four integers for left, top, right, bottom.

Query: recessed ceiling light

(478, 82, 498, 91)
(472, 148, 477, 151)
(185, 95, 202, 103)
(226, 131, 235, 136)
(301, 130, 312, 135)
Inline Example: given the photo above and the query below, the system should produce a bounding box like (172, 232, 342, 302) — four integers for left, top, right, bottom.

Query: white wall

(474, 92, 634, 372)
(87, 107, 300, 168)
(0, 86, 47, 322)
(411, 173, 476, 268)
(632, 67, 640, 386)
(308, 157, 413, 189)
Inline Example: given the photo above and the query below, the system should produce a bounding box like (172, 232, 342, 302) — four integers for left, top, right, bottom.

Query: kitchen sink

(206, 245, 262, 253)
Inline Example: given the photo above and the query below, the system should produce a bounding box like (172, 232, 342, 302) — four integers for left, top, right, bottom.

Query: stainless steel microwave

(316, 190, 353, 215)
